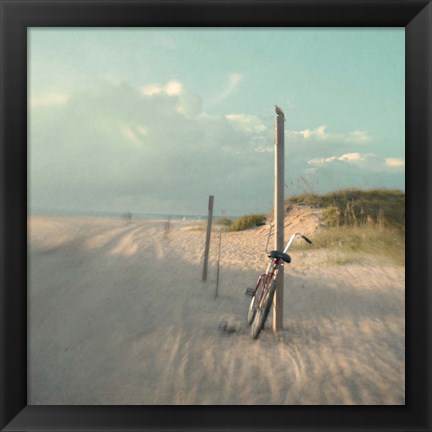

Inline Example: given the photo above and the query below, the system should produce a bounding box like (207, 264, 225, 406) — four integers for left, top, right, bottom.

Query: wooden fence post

(202, 195, 214, 282)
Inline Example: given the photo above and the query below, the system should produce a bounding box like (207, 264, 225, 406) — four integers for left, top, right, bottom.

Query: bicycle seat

(268, 250, 291, 263)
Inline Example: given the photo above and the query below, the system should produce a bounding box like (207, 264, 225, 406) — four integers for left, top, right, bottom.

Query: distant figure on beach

(122, 211, 132, 223)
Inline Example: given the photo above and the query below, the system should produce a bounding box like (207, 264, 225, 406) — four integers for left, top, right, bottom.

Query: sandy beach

(28, 215, 405, 405)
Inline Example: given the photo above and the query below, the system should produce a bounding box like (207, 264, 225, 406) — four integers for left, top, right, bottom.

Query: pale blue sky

(29, 28, 404, 216)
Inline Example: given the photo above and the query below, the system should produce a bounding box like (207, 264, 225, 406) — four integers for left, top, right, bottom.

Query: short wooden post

(164, 215, 171, 238)
(202, 195, 214, 282)
(273, 114, 285, 332)
(215, 229, 222, 298)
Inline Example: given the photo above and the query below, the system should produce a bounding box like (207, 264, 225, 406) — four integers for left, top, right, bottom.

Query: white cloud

(225, 113, 267, 134)
(308, 152, 405, 176)
(176, 91, 202, 117)
(31, 92, 69, 108)
(289, 125, 328, 140)
(140, 80, 200, 117)
(287, 125, 371, 145)
(140, 80, 183, 97)
(121, 124, 138, 143)
(307, 156, 338, 165)
(385, 158, 405, 167)
(254, 146, 272, 153)
(348, 130, 372, 144)
(339, 152, 364, 161)
(136, 126, 148, 136)
(165, 80, 183, 96)
(308, 152, 372, 166)
(120, 124, 148, 148)
(211, 73, 243, 104)
(141, 84, 163, 96)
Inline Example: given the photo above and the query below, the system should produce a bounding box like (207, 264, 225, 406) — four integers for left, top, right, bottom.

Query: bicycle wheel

(250, 279, 276, 340)
(247, 276, 265, 326)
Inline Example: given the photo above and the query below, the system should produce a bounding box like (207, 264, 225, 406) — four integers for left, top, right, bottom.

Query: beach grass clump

(214, 217, 233, 227)
(291, 226, 405, 266)
(230, 214, 267, 231)
(285, 188, 405, 233)
(191, 217, 234, 231)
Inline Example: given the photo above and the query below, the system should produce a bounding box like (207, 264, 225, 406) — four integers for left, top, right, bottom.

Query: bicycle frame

(253, 258, 281, 306)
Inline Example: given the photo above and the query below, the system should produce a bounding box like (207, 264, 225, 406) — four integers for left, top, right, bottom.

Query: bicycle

(245, 223, 312, 339)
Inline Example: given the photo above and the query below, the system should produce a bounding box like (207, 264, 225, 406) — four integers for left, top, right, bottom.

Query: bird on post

(274, 105, 285, 120)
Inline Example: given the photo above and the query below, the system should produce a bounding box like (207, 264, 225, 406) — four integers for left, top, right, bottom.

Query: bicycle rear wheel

(250, 279, 276, 339)
(247, 276, 265, 325)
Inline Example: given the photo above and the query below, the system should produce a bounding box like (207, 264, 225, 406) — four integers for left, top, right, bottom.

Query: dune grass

(229, 214, 267, 231)
(191, 216, 235, 232)
(285, 188, 405, 233)
(192, 214, 267, 232)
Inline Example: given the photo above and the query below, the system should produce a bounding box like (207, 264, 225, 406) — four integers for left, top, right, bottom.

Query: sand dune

(28, 216, 404, 404)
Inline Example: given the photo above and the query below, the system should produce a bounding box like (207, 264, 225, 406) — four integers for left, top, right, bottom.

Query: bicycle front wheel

(247, 276, 266, 326)
(250, 279, 277, 340)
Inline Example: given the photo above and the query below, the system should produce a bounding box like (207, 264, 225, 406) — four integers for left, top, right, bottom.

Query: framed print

(1, 0, 431, 431)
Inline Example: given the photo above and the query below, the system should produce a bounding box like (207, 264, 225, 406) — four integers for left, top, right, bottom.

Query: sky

(29, 28, 405, 216)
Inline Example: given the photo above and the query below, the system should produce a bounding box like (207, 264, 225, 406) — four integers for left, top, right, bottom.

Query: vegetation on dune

(281, 189, 405, 265)
(214, 217, 233, 227)
(229, 214, 267, 231)
(285, 188, 405, 233)
(194, 189, 405, 266)
(192, 214, 265, 232)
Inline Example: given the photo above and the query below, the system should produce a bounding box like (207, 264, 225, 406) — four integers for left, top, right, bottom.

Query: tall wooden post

(273, 114, 285, 332)
(202, 195, 214, 282)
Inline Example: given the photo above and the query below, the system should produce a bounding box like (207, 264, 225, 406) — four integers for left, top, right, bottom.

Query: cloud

(211, 73, 243, 105)
(164, 80, 183, 96)
(120, 123, 148, 148)
(29, 80, 403, 215)
(141, 80, 183, 97)
(347, 130, 372, 144)
(339, 152, 365, 161)
(385, 158, 405, 167)
(31, 92, 69, 108)
(140, 80, 201, 117)
(30, 80, 271, 214)
(136, 126, 148, 136)
(308, 152, 374, 166)
(225, 113, 267, 134)
(121, 124, 139, 143)
(307, 156, 338, 165)
(308, 152, 405, 177)
(287, 125, 371, 145)
(307, 153, 368, 166)
(291, 125, 328, 140)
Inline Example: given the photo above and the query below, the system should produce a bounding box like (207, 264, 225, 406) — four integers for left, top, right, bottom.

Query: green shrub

(322, 206, 340, 227)
(214, 217, 233, 226)
(230, 214, 267, 231)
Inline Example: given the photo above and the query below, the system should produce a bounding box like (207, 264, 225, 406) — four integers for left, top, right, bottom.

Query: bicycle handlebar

(259, 222, 312, 254)
(302, 235, 312, 244)
(283, 232, 313, 254)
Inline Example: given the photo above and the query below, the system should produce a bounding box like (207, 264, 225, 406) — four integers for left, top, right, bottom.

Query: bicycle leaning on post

(245, 223, 312, 340)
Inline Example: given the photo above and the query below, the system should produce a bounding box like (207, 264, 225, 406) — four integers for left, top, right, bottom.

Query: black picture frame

(1, 1, 431, 431)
